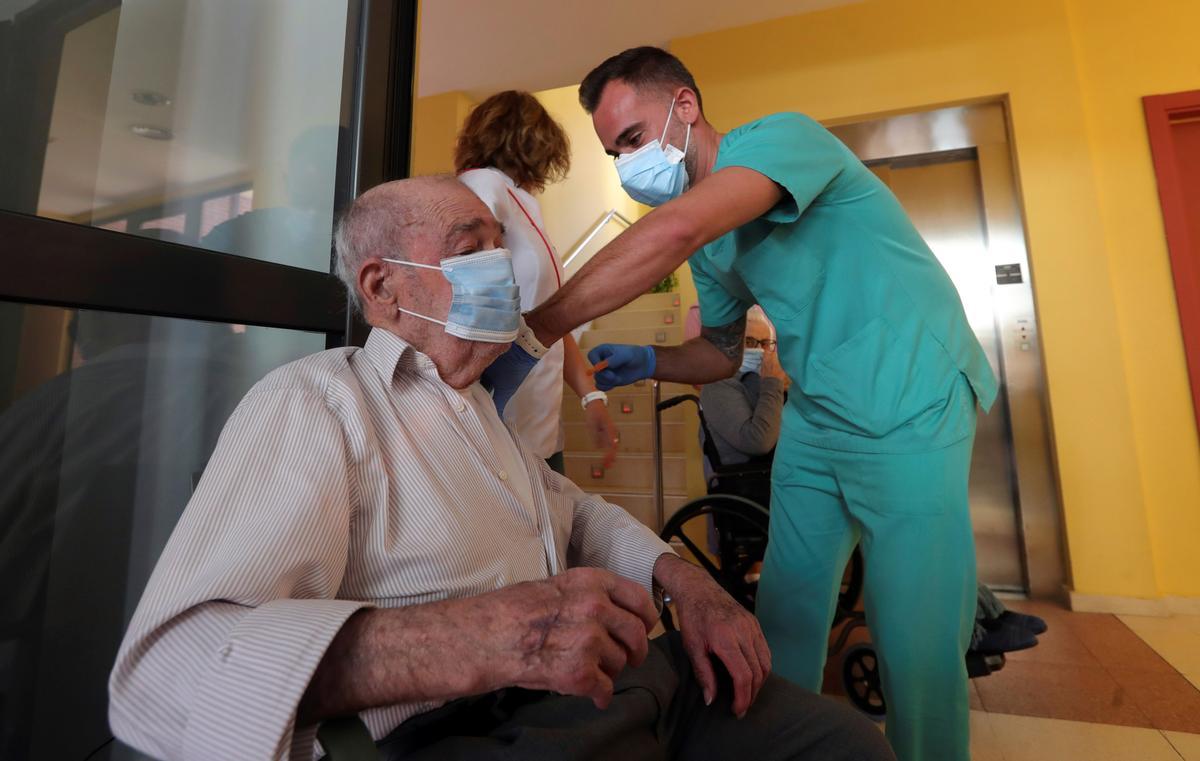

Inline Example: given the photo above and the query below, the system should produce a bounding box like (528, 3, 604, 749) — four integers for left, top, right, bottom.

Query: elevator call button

(995, 264, 1023, 284)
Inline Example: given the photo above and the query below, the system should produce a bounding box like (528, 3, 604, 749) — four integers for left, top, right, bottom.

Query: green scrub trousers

(688, 111, 998, 761)
(756, 403, 977, 761)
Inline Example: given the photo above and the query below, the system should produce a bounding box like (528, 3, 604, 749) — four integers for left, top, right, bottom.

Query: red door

(1145, 91, 1200, 435)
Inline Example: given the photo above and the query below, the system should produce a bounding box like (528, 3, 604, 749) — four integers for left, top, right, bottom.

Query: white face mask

(739, 348, 764, 375)
(614, 95, 691, 207)
(383, 248, 521, 343)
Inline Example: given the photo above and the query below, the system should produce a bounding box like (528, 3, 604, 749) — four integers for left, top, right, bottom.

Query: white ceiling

(417, 0, 862, 98)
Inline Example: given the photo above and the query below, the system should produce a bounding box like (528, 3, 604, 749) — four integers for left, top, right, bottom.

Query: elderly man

(108, 176, 891, 761)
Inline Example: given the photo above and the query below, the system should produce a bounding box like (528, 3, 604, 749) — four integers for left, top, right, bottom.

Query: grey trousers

(378, 632, 895, 761)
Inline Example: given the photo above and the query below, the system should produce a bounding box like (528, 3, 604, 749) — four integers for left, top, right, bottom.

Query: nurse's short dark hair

(579, 46, 703, 115)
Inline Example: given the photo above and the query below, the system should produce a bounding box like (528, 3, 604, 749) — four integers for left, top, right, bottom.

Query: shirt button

(498, 470, 509, 481)
(455, 401, 466, 412)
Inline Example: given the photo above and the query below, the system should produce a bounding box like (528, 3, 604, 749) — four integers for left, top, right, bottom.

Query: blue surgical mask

(615, 96, 691, 207)
(739, 348, 764, 375)
(383, 248, 521, 343)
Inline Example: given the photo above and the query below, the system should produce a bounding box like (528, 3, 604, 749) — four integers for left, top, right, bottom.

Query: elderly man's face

(592, 79, 678, 159)
(400, 184, 506, 324)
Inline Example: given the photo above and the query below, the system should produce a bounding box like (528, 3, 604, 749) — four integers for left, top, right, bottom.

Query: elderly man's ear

(359, 259, 398, 312)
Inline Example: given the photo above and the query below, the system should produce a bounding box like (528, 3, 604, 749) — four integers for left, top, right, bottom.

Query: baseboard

(1067, 590, 1200, 617)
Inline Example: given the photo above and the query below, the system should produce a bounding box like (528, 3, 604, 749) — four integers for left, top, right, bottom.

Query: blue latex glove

(480, 342, 541, 416)
(587, 344, 656, 391)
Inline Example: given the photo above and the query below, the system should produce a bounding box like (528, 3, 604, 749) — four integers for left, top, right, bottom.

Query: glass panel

(1, 0, 354, 271)
(0, 302, 326, 760)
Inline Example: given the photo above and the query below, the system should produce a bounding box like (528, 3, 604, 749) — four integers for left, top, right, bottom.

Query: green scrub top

(690, 112, 998, 454)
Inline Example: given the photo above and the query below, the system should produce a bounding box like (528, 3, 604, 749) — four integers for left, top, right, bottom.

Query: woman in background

(455, 91, 618, 473)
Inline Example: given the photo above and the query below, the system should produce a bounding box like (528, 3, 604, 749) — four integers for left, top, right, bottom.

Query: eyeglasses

(744, 337, 777, 351)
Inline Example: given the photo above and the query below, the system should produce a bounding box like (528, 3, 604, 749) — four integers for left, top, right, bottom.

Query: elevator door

(870, 153, 1024, 590)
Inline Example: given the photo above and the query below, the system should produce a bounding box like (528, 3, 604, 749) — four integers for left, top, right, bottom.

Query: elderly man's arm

(700, 377, 786, 456)
(299, 566, 659, 724)
(111, 381, 661, 761)
(108, 385, 366, 761)
(551, 469, 771, 719)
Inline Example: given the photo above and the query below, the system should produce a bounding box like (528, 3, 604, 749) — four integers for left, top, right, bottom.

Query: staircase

(562, 292, 697, 531)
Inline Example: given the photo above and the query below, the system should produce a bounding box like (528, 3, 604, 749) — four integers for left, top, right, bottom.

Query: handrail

(561, 209, 636, 269)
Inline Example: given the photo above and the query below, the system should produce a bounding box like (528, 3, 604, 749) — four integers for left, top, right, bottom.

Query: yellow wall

(670, 0, 1200, 599)
(1064, 0, 1200, 599)
(409, 91, 474, 177)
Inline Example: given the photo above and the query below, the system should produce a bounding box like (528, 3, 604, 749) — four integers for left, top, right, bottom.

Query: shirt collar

(363, 327, 440, 383)
(482, 166, 517, 189)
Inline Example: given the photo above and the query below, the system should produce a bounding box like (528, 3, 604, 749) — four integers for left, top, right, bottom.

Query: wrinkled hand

(655, 554, 771, 717)
(584, 399, 620, 468)
(483, 568, 658, 709)
(587, 344, 656, 391)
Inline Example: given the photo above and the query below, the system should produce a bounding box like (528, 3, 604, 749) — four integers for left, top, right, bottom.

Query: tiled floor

(823, 601, 1200, 759)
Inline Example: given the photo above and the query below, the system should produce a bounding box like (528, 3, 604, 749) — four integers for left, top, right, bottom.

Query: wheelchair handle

(657, 393, 699, 412)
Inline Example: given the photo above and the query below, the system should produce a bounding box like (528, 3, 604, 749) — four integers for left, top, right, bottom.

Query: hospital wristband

(580, 390, 609, 409)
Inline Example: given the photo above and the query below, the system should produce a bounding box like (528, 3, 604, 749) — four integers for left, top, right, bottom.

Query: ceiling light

(129, 124, 173, 140)
(132, 89, 172, 107)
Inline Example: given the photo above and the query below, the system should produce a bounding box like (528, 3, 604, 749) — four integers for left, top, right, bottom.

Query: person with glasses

(699, 307, 787, 470)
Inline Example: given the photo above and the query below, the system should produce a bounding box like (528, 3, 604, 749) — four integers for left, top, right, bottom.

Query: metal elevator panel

(830, 102, 1065, 596)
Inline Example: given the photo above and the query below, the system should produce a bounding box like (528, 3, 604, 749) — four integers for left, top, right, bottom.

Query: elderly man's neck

(367, 314, 502, 390)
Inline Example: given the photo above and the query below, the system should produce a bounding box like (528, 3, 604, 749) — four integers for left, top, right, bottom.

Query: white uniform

(459, 167, 566, 458)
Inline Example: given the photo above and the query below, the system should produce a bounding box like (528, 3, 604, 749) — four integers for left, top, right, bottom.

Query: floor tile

(1106, 667, 1200, 733)
(968, 710, 1004, 761)
(1077, 615, 1176, 674)
(987, 712, 1182, 761)
(1164, 730, 1200, 760)
(1120, 615, 1200, 691)
(968, 680, 984, 711)
(975, 660, 1152, 727)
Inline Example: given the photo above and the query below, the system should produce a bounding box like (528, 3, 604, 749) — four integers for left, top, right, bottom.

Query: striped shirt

(108, 328, 672, 761)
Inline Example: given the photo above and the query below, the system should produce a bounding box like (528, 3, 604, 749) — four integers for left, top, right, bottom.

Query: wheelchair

(652, 391, 1006, 720)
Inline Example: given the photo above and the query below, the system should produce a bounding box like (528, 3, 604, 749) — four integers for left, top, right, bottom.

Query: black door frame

(0, 0, 418, 348)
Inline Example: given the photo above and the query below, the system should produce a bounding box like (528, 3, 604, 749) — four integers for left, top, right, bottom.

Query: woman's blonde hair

(454, 90, 571, 192)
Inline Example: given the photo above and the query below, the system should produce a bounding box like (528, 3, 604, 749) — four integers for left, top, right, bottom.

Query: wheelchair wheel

(659, 494, 769, 630)
(842, 642, 887, 720)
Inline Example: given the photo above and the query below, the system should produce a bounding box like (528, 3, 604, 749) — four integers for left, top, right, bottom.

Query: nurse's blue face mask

(615, 95, 691, 207)
(382, 248, 521, 343)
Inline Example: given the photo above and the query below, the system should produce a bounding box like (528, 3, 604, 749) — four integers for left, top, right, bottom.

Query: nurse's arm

(526, 167, 782, 347)
(652, 317, 746, 384)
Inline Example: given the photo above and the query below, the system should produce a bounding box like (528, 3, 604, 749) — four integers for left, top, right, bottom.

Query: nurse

(455, 90, 620, 474)
(513, 47, 998, 761)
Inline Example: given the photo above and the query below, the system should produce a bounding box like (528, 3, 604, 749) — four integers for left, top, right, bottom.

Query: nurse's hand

(652, 553, 771, 718)
(587, 344, 656, 391)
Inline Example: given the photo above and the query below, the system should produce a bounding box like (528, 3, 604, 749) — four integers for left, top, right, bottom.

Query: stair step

(563, 392, 694, 424)
(579, 326, 683, 352)
(593, 491, 691, 531)
(621, 292, 682, 312)
(592, 308, 681, 331)
(563, 421, 690, 455)
(564, 451, 687, 493)
(564, 380, 696, 401)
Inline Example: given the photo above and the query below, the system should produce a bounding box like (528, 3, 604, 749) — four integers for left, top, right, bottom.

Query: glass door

(0, 1, 416, 758)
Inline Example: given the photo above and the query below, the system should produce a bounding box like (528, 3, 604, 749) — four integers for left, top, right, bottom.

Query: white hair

(333, 176, 462, 315)
(747, 304, 775, 338)
(333, 189, 408, 316)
